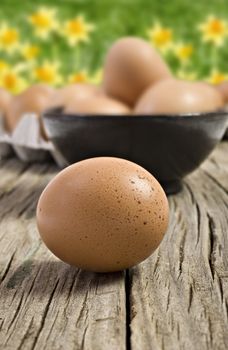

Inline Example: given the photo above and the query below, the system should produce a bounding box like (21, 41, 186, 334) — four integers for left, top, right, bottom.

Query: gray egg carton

(0, 113, 67, 167)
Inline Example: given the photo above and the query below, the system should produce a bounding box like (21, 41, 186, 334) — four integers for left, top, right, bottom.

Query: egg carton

(0, 113, 67, 167)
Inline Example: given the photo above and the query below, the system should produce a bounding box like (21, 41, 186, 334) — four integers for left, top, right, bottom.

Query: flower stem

(211, 45, 219, 67)
(75, 44, 81, 72)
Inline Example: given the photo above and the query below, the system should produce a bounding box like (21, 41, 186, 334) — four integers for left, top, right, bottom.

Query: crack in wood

(185, 183, 201, 247)
(75, 289, 89, 328)
(95, 317, 116, 322)
(207, 213, 216, 280)
(125, 269, 131, 350)
(80, 324, 88, 350)
(17, 317, 34, 350)
(195, 202, 201, 247)
(203, 170, 228, 195)
(0, 319, 4, 332)
(42, 311, 59, 349)
(188, 285, 193, 313)
(7, 292, 24, 332)
(0, 251, 16, 283)
(30, 279, 59, 350)
(65, 269, 79, 302)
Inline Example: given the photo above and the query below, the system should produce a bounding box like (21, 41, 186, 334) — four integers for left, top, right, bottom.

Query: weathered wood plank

(0, 161, 126, 350)
(0, 142, 227, 350)
(130, 142, 228, 350)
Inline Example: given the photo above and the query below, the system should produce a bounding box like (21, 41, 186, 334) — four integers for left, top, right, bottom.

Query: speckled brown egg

(6, 84, 55, 139)
(103, 37, 172, 106)
(134, 79, 224, 114)
(48, 83, 104, 109)
(64, 95, 130, 115)
(37, 157, 169, 272)
(215, 81, 228, 104)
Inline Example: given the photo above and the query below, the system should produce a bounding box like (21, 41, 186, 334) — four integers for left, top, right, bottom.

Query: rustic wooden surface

(0, 142, 227, 350)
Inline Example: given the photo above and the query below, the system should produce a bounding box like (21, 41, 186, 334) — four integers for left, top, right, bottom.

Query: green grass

(0, 0, 228, 84)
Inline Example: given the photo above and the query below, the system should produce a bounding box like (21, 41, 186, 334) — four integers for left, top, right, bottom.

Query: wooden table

(0, 142, 227, 350)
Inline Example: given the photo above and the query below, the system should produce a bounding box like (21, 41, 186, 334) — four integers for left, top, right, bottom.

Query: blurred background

(0, 0, 228, 94)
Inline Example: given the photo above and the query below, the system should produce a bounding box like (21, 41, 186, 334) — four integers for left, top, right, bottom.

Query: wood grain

(0, 143, 227, 350)
(0, 159, 126, 350)
(130, 142, 228, 350)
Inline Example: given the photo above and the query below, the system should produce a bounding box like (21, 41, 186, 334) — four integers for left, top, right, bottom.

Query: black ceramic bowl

(43, 108, 228, 194)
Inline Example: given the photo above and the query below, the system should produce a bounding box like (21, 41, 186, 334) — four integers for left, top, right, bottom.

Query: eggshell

(37, 157, 169, 272)
(215, 81, 228, 104)
(103, 37, 172, 106)
(64, 95, 131, 115)
(134, 79, 224, 114)
(48, 83, 104, 109)
(7, 84, 54, 138)
(0, 88, 12, 131)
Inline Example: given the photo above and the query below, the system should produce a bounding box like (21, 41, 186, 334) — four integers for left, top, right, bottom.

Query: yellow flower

(28, 7, 59, 39)
(68, 70, 89, 84)
(173, 43, 194, 62)
(21, 43, 40, 60)
(198, 16, 228, 46)
(206, 69, 228, 85)
(176, 69, 197, 81)
(147, 22, 173, 52)
(0, 65, 28, 94)
(0, 23, 20, 53)
(33, 61, 62, 86)
(63, 16, 94, 46)
(0, 60, 9, 73)
(68, 69, 103, 85)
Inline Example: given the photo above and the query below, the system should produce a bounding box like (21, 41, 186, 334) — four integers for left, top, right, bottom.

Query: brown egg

(134, 79, 224, 114)
(37, 157, 169, 272)
(103, 37, 172, 106)
(215, 81, 228, 104)
(48, 83, 104, 109)
(64, 95, 130, 115)
(7, 84, 55, 138)
(0, 88, 12, 131)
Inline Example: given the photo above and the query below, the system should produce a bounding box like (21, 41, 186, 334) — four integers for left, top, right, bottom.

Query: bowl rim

(42, 107, 228, 122)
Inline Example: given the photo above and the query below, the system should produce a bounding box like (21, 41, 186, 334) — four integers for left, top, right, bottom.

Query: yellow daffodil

(176, 69, 197, 81)
(28, 7, 59, 39)
(0, 60, 9, 74)
(68, 70, 89, 84)
(0, 65, 28, 94)
(33, 61, 62, 86)
(198, 16, 228, 46)
(62, 16, 94, 46)
(0, 23, 20, 53)
(147, 22, 173, 52)
(68, 69, 103, 85)
(173, 43, 194, 62)
(206, 69, 228, 85)
(21, 43, 40, 60)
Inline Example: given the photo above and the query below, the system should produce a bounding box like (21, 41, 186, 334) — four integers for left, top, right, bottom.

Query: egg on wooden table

(48, 83, 104, 109)
(7, 84, 55, 139)
(103, 37, 172, 107)
(64, 95, 131, 115)
(37, 157, 169, 272)
(134, 79, 224, 114)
